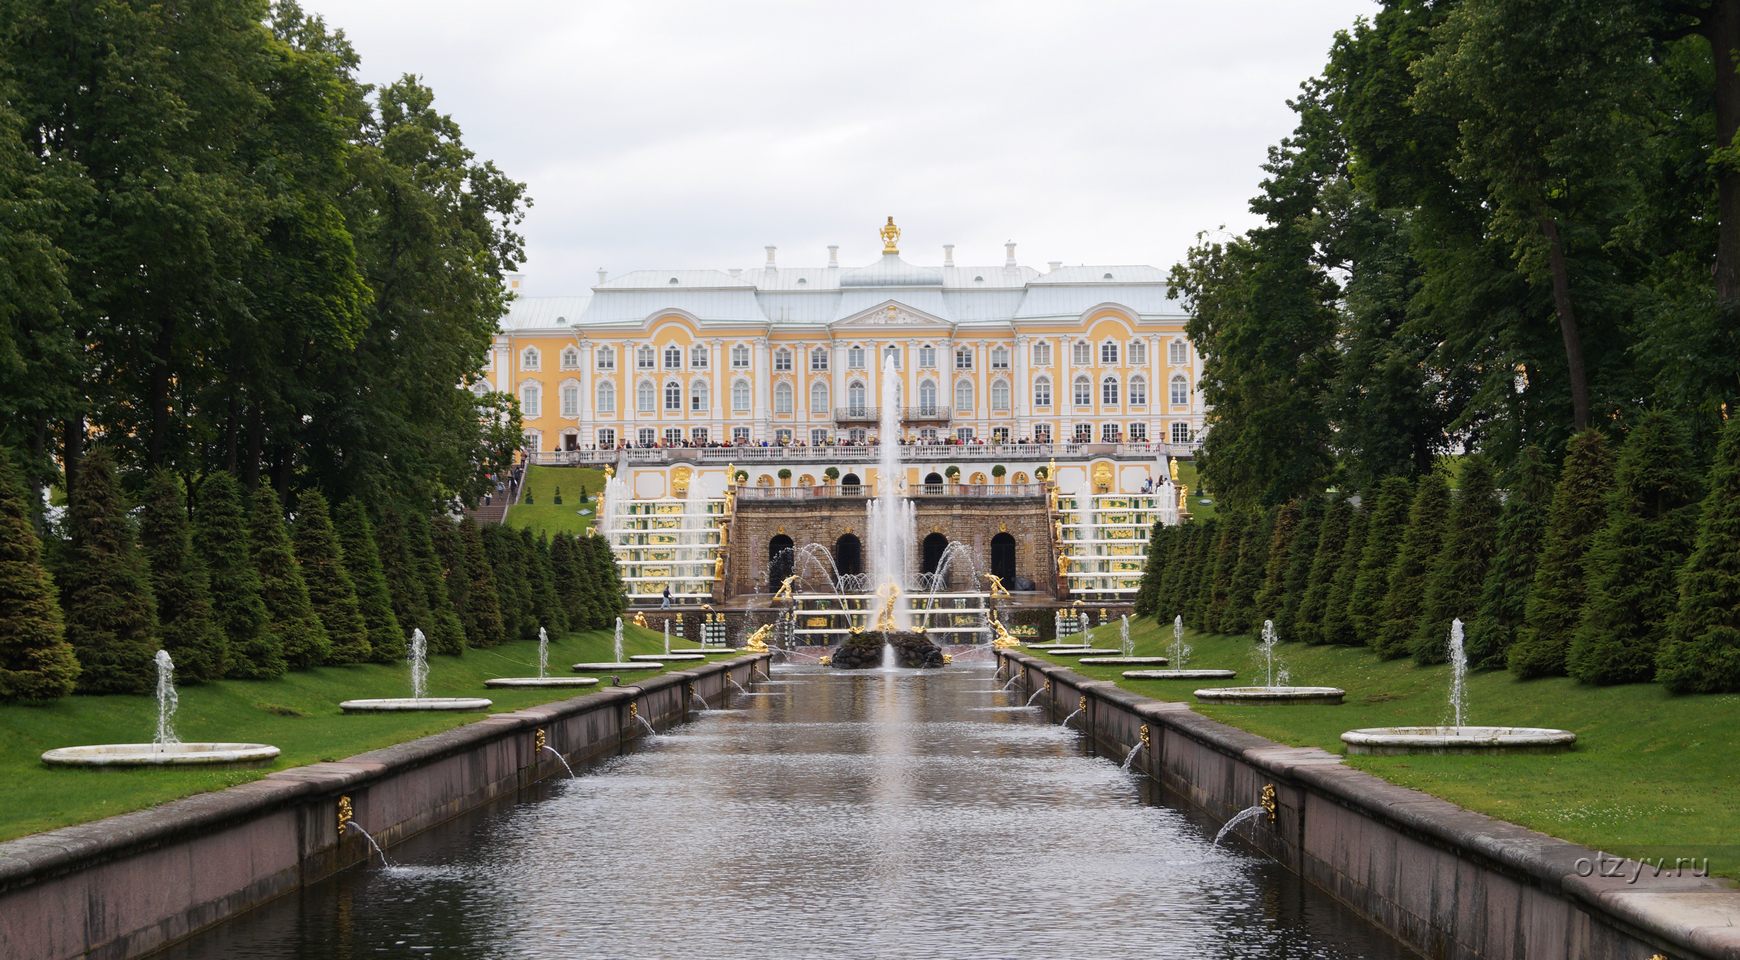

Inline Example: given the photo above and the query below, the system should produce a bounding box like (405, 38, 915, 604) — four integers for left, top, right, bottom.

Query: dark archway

(841, 473, 861, 488)
(991, 532, 1017, 585)
(768, 534, 794, 591)
(924, 472, 943, 485)
(834, 533, 862, 578)
(921, 532, 949, 576)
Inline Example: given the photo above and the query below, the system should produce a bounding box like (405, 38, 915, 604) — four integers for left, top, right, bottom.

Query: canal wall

(999, 649, 1740, 960)
(0, 654, 770, 960)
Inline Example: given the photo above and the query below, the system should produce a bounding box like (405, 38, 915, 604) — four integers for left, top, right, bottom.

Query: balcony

(526, 440, 1204, 467)
(833, 406, 880, 423)
(736, 482, 1049, 500)
(901, 405, 951, 422)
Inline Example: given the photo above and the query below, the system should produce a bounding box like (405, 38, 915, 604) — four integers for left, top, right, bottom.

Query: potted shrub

(734, 469, 748, 485)
(945, 465, 961, 482)
(1035, 465, 1049, 481)
(991, 464, 1006, 484)
(823, 466, 840, 485)
(778, 467, 792, 486)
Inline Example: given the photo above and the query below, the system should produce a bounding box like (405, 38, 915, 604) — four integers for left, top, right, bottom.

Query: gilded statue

(982, 573, 1011, 598)
(1169, 457, 1179, 482)
(772, 575, 797, 603)
(713, 554, 724, 580)
(1053, 518, 1063, 543)
(671, 466, 692, 497)
(603, 464, 614, 480)
(632, 611, 648, 628)
(873, 581, 902, 633)
(880, 216, 901, 254)
(744, 623, 773, 653)
(1092, 461, 1113, 492)
(1057, 552, 1071, 577)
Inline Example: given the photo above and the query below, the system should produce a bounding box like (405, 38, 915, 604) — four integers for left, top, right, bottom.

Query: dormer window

(663, 345, 682, 370)
(637, 345, 655, 369)
(973, 275, 984, 282)
(668, 277, 679, 284)
(1101, 340, 1119, 365)
(797, 277, 808, 284)
(521, 347, 540, 371)
(1103, 273, 1113, 280)
(560, 347, 580, 370)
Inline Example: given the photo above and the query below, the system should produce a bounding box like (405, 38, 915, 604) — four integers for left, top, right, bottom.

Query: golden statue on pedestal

(982, 573, 1011, 598)
(603, 464, 614, 480)
(873, 582, 902, 633)
(772, 575, 797, 603)
(713, 554, 724, 580)
(632, 611, 648, 628)
(880, 216, 901, 255)
(744, 623, 773, 653)
(1169, 457, 1179, 482)
(1057, 552, 1071, 577)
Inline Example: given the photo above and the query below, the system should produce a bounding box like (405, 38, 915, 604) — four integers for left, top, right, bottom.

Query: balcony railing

(833, 406, 879, 422)
(736, 482, 1048, 500)
(527, 440, 1203, 467)
(902, 406, 951, 421)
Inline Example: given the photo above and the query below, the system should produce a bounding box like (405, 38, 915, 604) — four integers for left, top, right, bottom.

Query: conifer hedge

(1509, 431, 1613, 679)
(59, 449, 158, 694)
(1373, 470, 1450, 659)
(1468, 447, 1553, 670)
(335, 500, 406, 663)
(0, 451, 79, 702)
(1655, 414, 1740, 693)
(292, 491, 371, 665)
(195, 472, 283, 680)
(250, 488, 330, 670)
(140, 469, 228, 682)
(1411, 455, 1500, 665)
(1295, 495, 1352, 645)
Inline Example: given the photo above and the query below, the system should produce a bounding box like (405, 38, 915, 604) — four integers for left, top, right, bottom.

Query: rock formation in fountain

(830, 632, 946, 669)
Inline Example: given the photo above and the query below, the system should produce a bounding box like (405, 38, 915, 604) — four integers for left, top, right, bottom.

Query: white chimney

(765, 245, 777, 269)
(1048, 261, 1062, 272)
(1005, 242, 1017, 266)
(943, 244, 955, 267)
(729, 268, 742, 279)
(596, 268, 607, 283)
(827, 245, 839, 267)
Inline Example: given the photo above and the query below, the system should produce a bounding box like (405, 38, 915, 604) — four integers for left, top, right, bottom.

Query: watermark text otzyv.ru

(1575, 851, 1710, 882)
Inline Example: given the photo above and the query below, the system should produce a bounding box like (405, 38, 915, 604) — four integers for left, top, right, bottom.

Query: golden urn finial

(880, 216, 901, 255)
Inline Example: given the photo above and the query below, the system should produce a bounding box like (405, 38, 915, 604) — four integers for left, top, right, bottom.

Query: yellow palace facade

(479, 222, 1203, 455)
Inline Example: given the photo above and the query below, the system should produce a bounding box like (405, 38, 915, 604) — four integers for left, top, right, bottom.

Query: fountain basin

(1194, 686, 1344, 705)
(630, 654, 706, 662)
(1341, 726, 1576, 756)
(1078, 656, 1169, 665)
(484, 677, 599, 689)
(1050, 648, 1122, 657)
(1026, 642, 1092, 650)
(571, 662, 662, 672)
(1124, 669, 1237, 680)
(42, 743, 281, 769)
(339, 698, 493, 713)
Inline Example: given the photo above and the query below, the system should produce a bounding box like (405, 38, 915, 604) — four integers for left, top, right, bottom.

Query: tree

(1373, 469, 1452, 659)
(1656, 413, 1740, 692)
(292, 491, 370, 665)
(335, 500, 405, 663)
(139, 469, 227, 682)
(1253, 500, 1302, 620)
(527, 529, 568, 636)
(1295, 495, 1352, 645)
(1319, 505, 1371, 646)
(456, 517, 505, 647)
(1509, 430, 1615, 678)
(194, 472, 283, 679)
(0, 449, 78, 701)
(1343, 477, 1413, 646)
(1202, 514, 1248, 632)
(57, 450, 157, 694)
(1221, 508, 1275, 635)
(425, 516, 469, 654)
(1177, 518, 1218, 630)
(585, 532, 627, 621)
(250, 487, 329, 669)
(481, 525, 523, 641)
(1133, 522, 1172, 618)
(1568, 411, 1702, 684)
(548, 532, 587, 630)
(1468, 447, 1555, 669)
(1275, 497, 1323, 641)
(1411, 456, 1502, 664)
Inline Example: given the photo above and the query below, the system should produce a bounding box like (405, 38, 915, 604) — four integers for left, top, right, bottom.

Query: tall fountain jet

(866, 355, 915, 631)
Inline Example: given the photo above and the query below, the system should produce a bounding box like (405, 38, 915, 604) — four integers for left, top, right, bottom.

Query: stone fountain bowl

(630, 653, 707, 661)
(1124, 669, 1237, 680)
(41, 742, 281, 770)
(339, 698, 493, 713)
(1049, 648, 1122, 657)
(1078, 656, 1169, 665)
(484, 677, 599, 689)
(572, 661, 662, 672)
(1026, 642, 1094, 650)
(1341, 725, 1576, 756)
(1194, 686, 1345, 705)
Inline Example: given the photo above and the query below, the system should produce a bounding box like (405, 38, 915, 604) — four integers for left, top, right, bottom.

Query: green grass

(1030, 617, 1740, 877)
(1174, 460, 1216, 520)
(506, 465, 607, 537)
(0, 623, 733, 842)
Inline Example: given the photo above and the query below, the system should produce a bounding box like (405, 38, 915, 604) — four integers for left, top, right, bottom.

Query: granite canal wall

(0, 653, 770, 960)
(998, 649, 1740, 960)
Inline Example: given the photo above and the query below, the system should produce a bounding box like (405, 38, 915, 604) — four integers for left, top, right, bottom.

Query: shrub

(1035, 466, 1049, 480)
(991, 464, 1006, 478)
(59, 449, 158, 694)
(1372, 469, 1452, 659)
(457, 516, 506, 647)
(734, 470, 748, 484)
(1509, 430, 1614, 679)
(777, 468, 792, 481)
(1343, 476, 1413, 646)
(335, 500, 405, 663)
(1295, 495, 1352, 645)
(1319, 505, 1370, 646)
(0, 449, 79, 701)
(194, 473, 282, 680)
(1468, 447, 1553, 669)
(292, 491, 370, 665)
(823, 467, 839, 482)
(140, 469, 227, 682)
(1655, 413, 1740, 693)
(945, 465, 961, 479)
(250, 487, 329, 669)
(1220, 508, 1273, 635)
(1274, 497, 1323, 641)
(1411, 455, 1501, 664)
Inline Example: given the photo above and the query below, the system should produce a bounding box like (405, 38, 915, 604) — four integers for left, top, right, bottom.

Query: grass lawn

(1173, 460, 1216, 520)
(506, 465, 607, 537)
(0, 622, 735, 843)
(1029, 616, 1740, 878)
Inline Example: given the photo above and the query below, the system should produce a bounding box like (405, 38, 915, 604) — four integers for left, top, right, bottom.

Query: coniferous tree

(1133, 522, 1171, 617)
(1411, 455, 1501, 664)
(0, 451, 79, 701)
(1345, 477, 1413, 645)
(1320, 506, 1371, 646)
(195, 473, 283, 679)
(587, 531, 628, 620)
(1152, 523, 1191, 622)
(376, 507, 432, 643)
(564, 532, 601, 630)
(250, 487, 330, 669)
(481, 525, 522, 641)
(1656, 413, 1740, 693)
(58, 449, 157, 694)
(1166, 520, 1205, 627)
(528, 529, 569, 635)
(1221, 508, 1274, 634)
(139, 469, 227, 682)
(1373, 470, 1452, 659)
(414, 515, 466, 655)
(1468, 447, 1554, 670)
(1510, 430, 1615, 678)
(1275, 497, 1322, 642)
(1203, 514, 1248, 632)
(508, 527, 539, 639)
(457, 516, 506, 647)
(1567, 412, 1702, 684)
(1253, 499, 1301, 619)
(1184, 518, 1221, 629)
(335, 500, 406, 663)
(1295, 495, 1352, 645)
(549, 532, 586, 630)
(292, 491, 370, 665)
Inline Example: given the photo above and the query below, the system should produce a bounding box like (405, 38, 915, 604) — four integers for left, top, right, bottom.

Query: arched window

(561, 382, 580, 417)
(847, 381, 867, 411)
(690, 344, 708, 368)
(955, 346, 973, 370)
(520, 382, 541, 417)
(521, 346, 540, 371)
(1073, 376, 1092, 407)
(560, 347, 579, 370)
(1129, 375, 1147, 406)
(774, 381, 793, 414)
(664, 380, 682, 411)
(955, 379, 974, 412)
(834, 534, 862, 577)
(1101, 375, 1119, 406)
(884, 344, 901, 368)
(1032, 341, 1051, 366)
(1169, 339, 1188, 365)
(991, 379, 1010, 412)
(470, 380, 490, 398)
(1072, 340, 1091, 366)
(810, 347, 829, 371)
(732, 380, 750, 411)
(637, 380, 655, 413)
(1170, 374, 1189, 406)
(847, 344, 865, 369)
(637, 345, 655, 369)
(731, 343, 750, 368)
(919, 379, 938, 411)
(811, 380, 830, 413)
(690, 380, 708, 412)
(663, 345, 682, 370)
(1101, 340, 1119, 365)
(1129, 340, 1147, 365)
(774, 348, 792, 371)
(1033, 376, 1052, 407)
(596, 381, 616, 414)
(918, 344, 936, 368)
(596, 345, 616, 370)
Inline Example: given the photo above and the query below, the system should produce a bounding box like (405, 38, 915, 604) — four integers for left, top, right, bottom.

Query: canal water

(155, 663, 1417, 959)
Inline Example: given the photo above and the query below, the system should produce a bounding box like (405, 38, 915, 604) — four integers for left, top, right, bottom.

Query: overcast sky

(301, 0, 1376, 296)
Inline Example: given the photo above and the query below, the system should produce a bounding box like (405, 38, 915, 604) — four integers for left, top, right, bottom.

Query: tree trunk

(62, 414, 85, 497)
(1538, 215, 1590, 432)
(243, 403, 264, 490)
(148, 316, 174, 468)
(1702, 0, 1740, 300)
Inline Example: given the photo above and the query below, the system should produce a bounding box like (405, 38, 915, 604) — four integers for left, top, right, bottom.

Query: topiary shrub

(0, 449, 79, 702)
(1509, 430, 1614, 679)
(734, 470, 748, 484)
(1410, 455, 1501, 665)
(945, 465, 961, 480)
(1035, 465, 1049, 480)
(823, 467, 839, 483)
(991, 464, 1006, 479)
(1372, 469, 1452, 660)
(777, 468, 792, 481)
(1655, 413, 1740, 693)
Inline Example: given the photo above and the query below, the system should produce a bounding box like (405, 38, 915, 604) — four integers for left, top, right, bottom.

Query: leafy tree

(1411, 456, 1501, 664)
(334, 500, 405, 663)
(456, 517, 505, 647)
(1343, 477, 1413, 646)
(291, 491, 370, 665)
(1509, 431, 1615, 678)
(1373, 469, 1452, 659)
(194, 472, 283, 679)
(1295, 495, 1352, 645)
(139, 469, 227, 682)
(0, 449, 78, 701)
(1567, 411, 1702, 684)
(250, 487, 329, 669)
(1656, 413, 1740, 692)
(1275, 497, 1323, 641)
(1468, 447, 1555, 669)
(58, 450, 157, 694)
(1319, 505, 1371, 646)
(1221, 508, 1275, 635)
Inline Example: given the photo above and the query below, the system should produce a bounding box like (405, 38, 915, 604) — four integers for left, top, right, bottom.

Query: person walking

(660, 585, 673, 609)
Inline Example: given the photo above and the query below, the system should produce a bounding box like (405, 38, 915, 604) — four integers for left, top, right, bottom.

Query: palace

(481, 220, 1202, 452)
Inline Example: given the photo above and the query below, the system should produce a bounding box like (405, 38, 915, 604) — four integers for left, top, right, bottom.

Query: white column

(754, 337, 770, 441)
(577, 337, 591, 446)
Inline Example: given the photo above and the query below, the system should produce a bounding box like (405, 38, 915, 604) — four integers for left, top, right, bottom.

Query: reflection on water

(155, 665, 1417, 959)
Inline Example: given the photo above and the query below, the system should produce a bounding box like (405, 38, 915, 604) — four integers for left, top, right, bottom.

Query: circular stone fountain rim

(1078, 656, 1170, 665)
(483, 677, 599, 688)
(41, 742, 281, 767)
(1341, 725, 1577, 751)
(1123, 669, 1237, 680)
(339, 697, 494, 712)
(1194, 686, 1346, 703)
(629, 653, 707, 661)
(571, 661, 663, 671)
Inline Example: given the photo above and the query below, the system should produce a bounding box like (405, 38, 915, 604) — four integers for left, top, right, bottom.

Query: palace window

(1073, 376, 1092, 408)
(1169, 339, 1188, 365)
(692, 427, 708, 443)
(1074, 423, 1093, 442)
(1032, 341, 1051, 366)
(596, 345, 616, 370)
(471, 380, 490, 398)
(732, 426, 751, 443)
(774, 348, 792, 371)
(919, 379, 938, 410)
(1171, 421, 1192, 443)
(520, 382, 541, 417)
(691, 381, 708, 412)
(1129, 375, 1147, 407)
(955, 426, 975, 441)
(664, 427, 683, 444)
(561, 383, 579, 417)
(992, 426, 1009, 443)
(774, 382, 793, 414)
(691, 344, 708, 368)
(523, 430, 541, 452)
(1034, 423, 1052, 443)
(521, 347, 540, 371)
(638, 427, 656, 446)
(596, 381, 615, 414)
(664, 345, 683, 370)
(811, 428, 829, 445)
(884, 345, 901, 368)
(955, 346, 973, 370)
(637, 345, 655, 370)
(732, 380, 751, 411)
(919, 427, 938, 440)
(991, 379, 1010, 412)
(811, 381, 830, 413)
(664, 380, 682, 411)
(637, 380, 655, 413)
(1129, 422, 1147, 442)
(1101, 422, 1121, 443)
(847, 381, 867, 412)
(1033, 376, 1051, 407)
(732, 344, 751, 368)
(598, 428, 616, 447)
(811, 347, 829, 372)
(1170, 374, 1189, 406)
(991, 346, 1009, 369)
(560, 347, 580, 370)
(847, 344, 865, 369)
(1102, 376, 1119, 407)
(1072, 340, 1091, 366)
(1129, 340, 1146, 365)
(918, 344, 936, 368)
(1101, 340, 1119, 365)
(848, 427, 867, 442)
(775, 429, 793, 444)
(955, 379, 973, 412)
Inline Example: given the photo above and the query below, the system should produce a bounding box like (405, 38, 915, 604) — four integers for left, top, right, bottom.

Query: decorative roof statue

(880, 216, 901, 255)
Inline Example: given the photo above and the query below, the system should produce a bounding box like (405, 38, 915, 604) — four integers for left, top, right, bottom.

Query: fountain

(573, 617, 663, 672)
(42, 650, 282, 768)
(1123, 614, 1237, 680)
(1080, 615, 1170, 665)
(1191, 620, 1344, 705)
(343, 629, 494, 711)
(630, 620, 705, 662)
(1341, 619, 1576, 754)
(486, 626, 601, 688)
